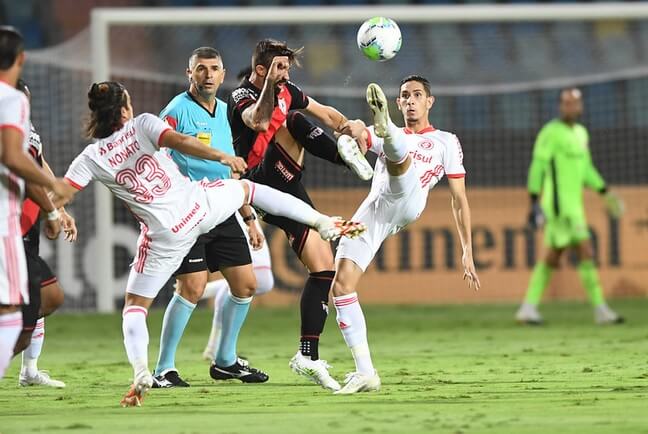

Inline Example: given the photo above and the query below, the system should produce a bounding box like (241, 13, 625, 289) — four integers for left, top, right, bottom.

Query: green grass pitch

(1, 300, 647, 434)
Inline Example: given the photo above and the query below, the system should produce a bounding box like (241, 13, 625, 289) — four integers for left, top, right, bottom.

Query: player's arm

(526, 126, 552, 228)
(583, 143, 624, 218)
(448, 176, 480, 290)
(238, 204, 264, 250)
(0, 127, 71, 202)
(241, 56, 289, 132)
(160, 129, 247, 174)
(43, 157, 78, 242)
(24, 181, 61, 240)
(303, 98, 367, 150)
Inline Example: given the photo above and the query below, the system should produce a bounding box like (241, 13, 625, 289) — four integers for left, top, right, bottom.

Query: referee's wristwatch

(243, 214, 256, 223)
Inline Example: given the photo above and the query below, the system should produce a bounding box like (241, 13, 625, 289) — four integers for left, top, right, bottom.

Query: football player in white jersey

(54, 81, 366, 407)
(330, 77, 481, 394)
(0, 26, 73, 381)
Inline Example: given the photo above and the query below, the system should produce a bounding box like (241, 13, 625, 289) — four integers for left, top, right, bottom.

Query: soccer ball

(356, 17, 402, 62)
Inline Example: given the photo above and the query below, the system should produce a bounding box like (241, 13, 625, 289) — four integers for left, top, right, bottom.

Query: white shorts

(127, 179, 246, 298)
(0, 234, 28, 305)
(336, 167, 428, 272)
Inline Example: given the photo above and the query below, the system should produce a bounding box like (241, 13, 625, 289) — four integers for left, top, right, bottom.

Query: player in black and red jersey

(228, 39, 371, 391)
(12, 79, 77, 388)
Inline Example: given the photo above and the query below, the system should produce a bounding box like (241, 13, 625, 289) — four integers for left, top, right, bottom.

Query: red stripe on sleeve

(446, 173, 465, 179)
(64, 177, 85, 190)
(157, 128, 172, 148)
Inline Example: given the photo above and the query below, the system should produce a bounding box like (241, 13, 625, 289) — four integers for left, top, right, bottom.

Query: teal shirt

(160, 92, 234, 181)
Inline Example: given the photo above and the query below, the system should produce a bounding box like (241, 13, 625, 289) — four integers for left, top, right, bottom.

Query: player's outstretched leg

(337, 135, 373, 181)
(245, 181, 366, 241)
(19, 318, 65, 388)
(287, 112, 373, 181)
(366, 83, 405, 161)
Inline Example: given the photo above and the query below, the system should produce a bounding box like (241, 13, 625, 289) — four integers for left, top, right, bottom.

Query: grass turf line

(1, 300, 647, 434)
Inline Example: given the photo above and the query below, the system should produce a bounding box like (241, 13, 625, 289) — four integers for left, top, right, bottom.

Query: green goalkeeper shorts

(544, 216, 590, 249)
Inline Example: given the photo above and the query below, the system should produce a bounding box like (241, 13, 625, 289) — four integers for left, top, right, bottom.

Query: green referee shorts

(544, 216, 590, 249)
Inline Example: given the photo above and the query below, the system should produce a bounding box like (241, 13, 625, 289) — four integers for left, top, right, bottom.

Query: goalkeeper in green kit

(515, 88, 624, 325)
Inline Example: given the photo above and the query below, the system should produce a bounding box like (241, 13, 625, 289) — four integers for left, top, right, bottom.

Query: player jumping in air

(330, 78, 481, 394)
(55, 81, 365, 407)
(228, 39, 371, 391)
(515, 88, 624, 325)
(152, 47, 272, 389)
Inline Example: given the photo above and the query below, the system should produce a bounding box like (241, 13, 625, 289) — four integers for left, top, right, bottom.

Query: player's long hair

(85, 81, 127, 139)
(251, 38, 303, 70)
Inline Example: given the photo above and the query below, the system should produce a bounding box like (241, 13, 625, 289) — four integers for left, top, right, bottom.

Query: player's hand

(60, 209, 78, 242)
(44, 217, 61, 240)
(528, 202, 544, 230)
(462, 251, 481, 291)
(340, 119, 368, 153)
(247, 221, 264, 251)
(604, 191, 624, 219)
(222, 156, 247, 174)
(50, 179, 76, 208)
(266, 56, 290, 86)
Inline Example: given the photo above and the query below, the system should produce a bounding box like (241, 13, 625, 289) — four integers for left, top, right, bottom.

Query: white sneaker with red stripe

(335, 371, 381, 395)
(315, 216, 366, 242)
(289, 351, 341, 391)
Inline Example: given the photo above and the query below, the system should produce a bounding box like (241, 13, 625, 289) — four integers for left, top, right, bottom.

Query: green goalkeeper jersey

(527, 119, 606, 221)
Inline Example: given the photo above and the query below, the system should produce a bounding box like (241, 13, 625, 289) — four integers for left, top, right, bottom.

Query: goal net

(25, 5, 648, 311)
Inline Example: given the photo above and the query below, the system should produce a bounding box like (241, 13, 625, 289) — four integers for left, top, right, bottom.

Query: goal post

(80, 3, 648, 312)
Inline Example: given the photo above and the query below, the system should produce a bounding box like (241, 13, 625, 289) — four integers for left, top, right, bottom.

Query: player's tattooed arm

(448, 176, 481, 291)
(242, 56, 289, 131)
(304, 98, 368, 151)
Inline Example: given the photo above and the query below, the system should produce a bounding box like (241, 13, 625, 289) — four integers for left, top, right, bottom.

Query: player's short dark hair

(0, 26, 24, 70)
(85, 81, 128, 139)
(400, 75, 432, 96)
(189, 46, 221, 67)
(251, 38, 302, 70)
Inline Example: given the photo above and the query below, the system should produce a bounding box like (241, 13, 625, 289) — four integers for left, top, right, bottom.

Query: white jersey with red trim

(64, 113, 210, 236)
(366, 125, 466, 199)
(0, 81, 30, 237)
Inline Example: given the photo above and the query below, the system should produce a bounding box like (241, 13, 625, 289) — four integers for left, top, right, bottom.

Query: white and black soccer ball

(356, 16, 402, 62)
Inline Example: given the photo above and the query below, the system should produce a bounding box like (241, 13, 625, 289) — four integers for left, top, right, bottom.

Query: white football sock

(21, 317, 44, 376)
(0, 311, 23, 379)
(253, 265, 274, 296)
(122, 306, 149, 379)
(333, 292, 375, 375)
(245, 181, 324, 227)
(205, 281, 229, 357)
(383, 121, 407, 163)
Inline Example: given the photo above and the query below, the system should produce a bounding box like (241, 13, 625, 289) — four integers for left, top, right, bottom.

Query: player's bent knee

(331, 279, 354, 297)
(40, 284, 64, 317)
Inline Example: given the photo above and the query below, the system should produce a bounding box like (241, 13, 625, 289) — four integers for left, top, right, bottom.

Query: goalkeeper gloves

(603, 191, 624, 219)
(528, 201, 545, 230)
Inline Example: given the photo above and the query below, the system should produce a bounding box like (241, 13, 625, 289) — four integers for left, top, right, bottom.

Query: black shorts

(21, 247, 57, 332)
(175, 213, 252, 275)
(244, 140, 314, 256)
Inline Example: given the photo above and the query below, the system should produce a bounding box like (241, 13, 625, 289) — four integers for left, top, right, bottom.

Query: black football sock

(299, 270, 335, 360)
(286, 111, 345, 166)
